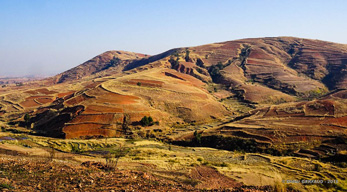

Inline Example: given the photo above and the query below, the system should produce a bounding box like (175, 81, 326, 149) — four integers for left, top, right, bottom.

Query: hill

(1, 36, 347, 191)
(0, 37, 346, 149)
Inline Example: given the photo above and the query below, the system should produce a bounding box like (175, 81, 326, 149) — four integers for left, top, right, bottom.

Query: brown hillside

(1, 37, 347, 143)
(53, 51, 149, 83)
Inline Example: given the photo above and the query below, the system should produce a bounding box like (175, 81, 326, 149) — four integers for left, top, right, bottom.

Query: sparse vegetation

(48, 141, 55, 161)
(122, 113, 131, 134)
(104, 145, 130, 169)
(193, 130, 202, 146)
(140, 116, 154, 127)
(23, 113, 30, 128)
(208, 62, 224, 82)
(0, 183, 14, 190)
(71, 143, 81, 153)
(196, 58, 204, 67)
(169, 52, 180, 69)
(184, 49, 191, 62)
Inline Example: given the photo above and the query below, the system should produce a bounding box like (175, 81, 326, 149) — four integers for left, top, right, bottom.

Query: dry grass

(0, 131, 346, 191)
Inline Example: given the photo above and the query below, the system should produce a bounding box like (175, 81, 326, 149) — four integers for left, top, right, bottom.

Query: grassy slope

(0, 131, 346, 191)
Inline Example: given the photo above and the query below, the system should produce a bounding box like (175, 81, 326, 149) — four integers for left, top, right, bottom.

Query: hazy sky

(1, 0, 347, 77)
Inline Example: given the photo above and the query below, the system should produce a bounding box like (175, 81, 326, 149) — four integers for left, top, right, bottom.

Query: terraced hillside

(0, 36, 347, 154)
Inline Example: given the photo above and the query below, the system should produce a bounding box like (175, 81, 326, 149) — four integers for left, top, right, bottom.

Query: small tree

(140, 116, 149, 126)
(24, 113, 30, 128)
(148, 116, 153, 125)
(140, 116, 154, 127)
(105, 144, 130, 169)
(194, 130, 202, 146)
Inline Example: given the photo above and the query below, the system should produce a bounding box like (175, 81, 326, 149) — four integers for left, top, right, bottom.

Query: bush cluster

(140, 116, 158, 127)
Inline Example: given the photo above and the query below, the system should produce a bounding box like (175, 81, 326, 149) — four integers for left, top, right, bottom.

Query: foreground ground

(0, 131, 346, 191)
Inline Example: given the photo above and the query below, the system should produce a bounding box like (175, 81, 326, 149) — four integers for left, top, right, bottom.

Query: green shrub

(194, 130, 201, 146)
(24, 113, 30, 127)
(0, 183, 14, 189)
(71, 143, 81, 153)
(140, 116, 154, 126)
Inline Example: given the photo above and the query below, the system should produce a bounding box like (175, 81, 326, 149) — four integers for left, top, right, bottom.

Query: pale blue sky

(1, 0, 346, 76)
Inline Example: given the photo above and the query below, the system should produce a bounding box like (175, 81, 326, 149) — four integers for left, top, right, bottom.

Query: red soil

(162, 69, 205, 86)
(36, 98, 54, 104)
(65, 94, 87, 105)
(96, 92, 139, 105)
(57, 91, 75, 98)
(248, 49, 274, 60)
(246, 59, 278, 66)
(25, 88, 57, 95)
(63, 123, 116, 139)
(70, 114, 115, 124)
(20, 100, 40, 108)
(220, 42, 242, 52)
(84, 105, 123, 114)
(136, 53, 150, 57)
(20, 96, 52, 108)
(326, 116, 347, 127)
